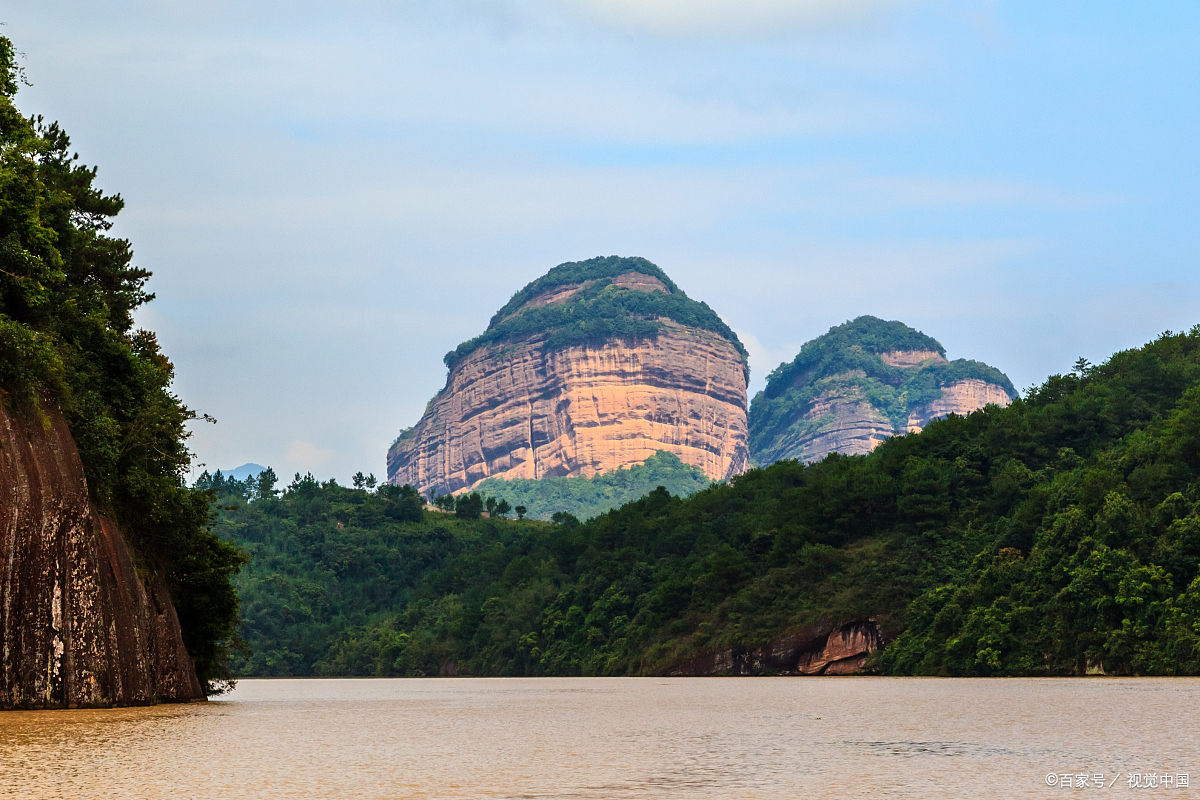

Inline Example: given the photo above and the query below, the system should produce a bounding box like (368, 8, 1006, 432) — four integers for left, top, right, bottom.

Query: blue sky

(5, 1, 1199, 481)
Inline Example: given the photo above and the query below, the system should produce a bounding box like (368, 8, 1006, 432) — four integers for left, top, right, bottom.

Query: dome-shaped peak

(762, 316, 945, 399)
(488, 256, 681, 329)
(442, 256, 747, 374)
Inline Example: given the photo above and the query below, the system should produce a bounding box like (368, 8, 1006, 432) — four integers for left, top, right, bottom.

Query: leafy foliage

(0, 37, 243, 694)
(221, 328, 1200, 678)
(472, 450, 714, 521)
(443, 256, 748, 377)
(749, 316, 1017, 464)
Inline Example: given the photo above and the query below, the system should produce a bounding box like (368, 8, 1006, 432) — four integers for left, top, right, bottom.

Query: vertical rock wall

(389, 320, 750, 497)
(906, 378, 1016, 433)
(0, 400, 204, 709)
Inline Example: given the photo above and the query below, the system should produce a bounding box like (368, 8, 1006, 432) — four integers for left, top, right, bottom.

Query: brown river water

(1, 677, 1197, 799)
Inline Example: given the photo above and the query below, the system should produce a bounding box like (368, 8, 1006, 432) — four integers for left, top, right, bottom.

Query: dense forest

(442, 256, 748, 374)
(216, 327, 1200, 677)
(0, 37, 243, 693)
(472, 451, 713, 521)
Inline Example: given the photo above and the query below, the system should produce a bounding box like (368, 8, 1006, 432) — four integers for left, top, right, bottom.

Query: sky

(4, 1, 1199, 482)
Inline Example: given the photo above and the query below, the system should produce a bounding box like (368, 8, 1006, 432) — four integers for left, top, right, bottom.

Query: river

(1, 677, 1197, 798)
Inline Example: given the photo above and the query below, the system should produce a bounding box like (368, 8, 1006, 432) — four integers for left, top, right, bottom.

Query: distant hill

(749, 316, 1016, 465)
(220, 463, 267, 481)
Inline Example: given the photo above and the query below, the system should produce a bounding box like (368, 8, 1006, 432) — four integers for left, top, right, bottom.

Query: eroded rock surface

(669, 620, 883, 676)
(0, 400, 204, 709)
(795, 385, 896, 459)
(906, 378, 1016, 434)
(389, 319, 750, 496)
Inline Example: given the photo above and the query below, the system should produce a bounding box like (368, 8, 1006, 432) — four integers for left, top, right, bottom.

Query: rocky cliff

(0, 400, 204, 709)
(749, 316, 1016, 465)
(669, 620, 884, 676)
(389, 257, 750, 496)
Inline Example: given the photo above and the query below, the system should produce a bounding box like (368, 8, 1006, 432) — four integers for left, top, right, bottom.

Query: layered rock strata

(905, 378, 1015, 434)
(0, 400, 204, 709)
(669, 620, 883, 676)
(390, 320, 750, 496)
(789, 370, 1018, 460)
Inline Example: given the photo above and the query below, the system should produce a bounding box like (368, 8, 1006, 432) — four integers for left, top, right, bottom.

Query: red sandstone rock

(668, 620, 883, 676)
(0, 400, 204, 709)
(389, 319, 750, 497)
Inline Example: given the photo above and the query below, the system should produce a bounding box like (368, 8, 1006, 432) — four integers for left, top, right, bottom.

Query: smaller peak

(762, 316, 946, 398)
(223, 463, 267, 481)
(826, 316, 945, 357)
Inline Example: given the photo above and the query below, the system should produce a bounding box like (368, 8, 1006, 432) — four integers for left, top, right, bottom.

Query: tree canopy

(472, 450, 714, 521)
(0, 37, 244, 694)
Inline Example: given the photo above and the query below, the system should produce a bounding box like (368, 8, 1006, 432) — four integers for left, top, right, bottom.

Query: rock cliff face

(0, 400, 204, 709)
(669, 620, 883, 676)
(389, 257, 750, 497)
(905, 378, 1016, 433)
(749, 316, 1016, 465)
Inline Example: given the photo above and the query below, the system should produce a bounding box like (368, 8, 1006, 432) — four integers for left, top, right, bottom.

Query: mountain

(216, 325, 1200, 679)
(749, 316, 1016, 465)
(222, 463, 267, 481)
(388, 256, 751, 497)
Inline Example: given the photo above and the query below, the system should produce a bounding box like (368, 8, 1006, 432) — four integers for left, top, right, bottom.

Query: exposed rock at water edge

(668, 620, 884, 676)
(0, 400, 204, 709)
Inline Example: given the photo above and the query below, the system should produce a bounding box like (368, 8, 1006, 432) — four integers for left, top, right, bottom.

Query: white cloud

(559, 0, 907, 37)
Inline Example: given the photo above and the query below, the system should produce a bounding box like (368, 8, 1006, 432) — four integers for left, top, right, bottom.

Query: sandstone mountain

(748, 316, 1016, 465)
(388, 256, 751, 497)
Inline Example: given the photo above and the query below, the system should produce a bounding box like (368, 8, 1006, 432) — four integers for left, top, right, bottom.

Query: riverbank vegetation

(0, 37, 244, 694)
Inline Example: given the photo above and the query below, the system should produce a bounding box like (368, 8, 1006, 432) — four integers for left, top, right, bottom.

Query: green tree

(456, 493, 484, 519)
(256, 466, 279, 499)
(0, 36, 244, 694)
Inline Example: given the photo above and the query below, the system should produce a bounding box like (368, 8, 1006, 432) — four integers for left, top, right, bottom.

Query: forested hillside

(472, 451, 713, 521)
(0, 37, 243, 694)
(218, 328, 1200, 677)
